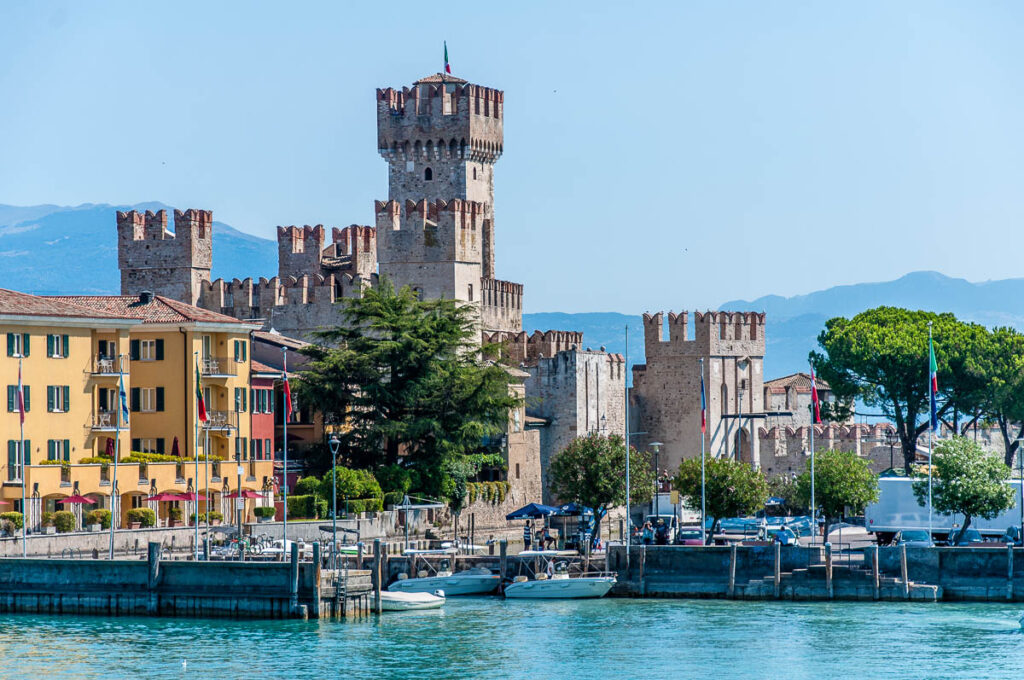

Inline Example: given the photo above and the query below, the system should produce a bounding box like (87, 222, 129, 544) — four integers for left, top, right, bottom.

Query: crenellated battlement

(643, 310, 766, 358)
(375, 198, 486, 266)
(483, 329, 585, 366)
(480, 277, 523, 333)
(117, 208, 212, 305)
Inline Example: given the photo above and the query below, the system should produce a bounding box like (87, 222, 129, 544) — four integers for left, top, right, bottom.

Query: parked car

(894, 529, 934, 548)
(674, 527, 704, 546)
(946, 528, 984, 546)
(1002, 526, 1023, 546)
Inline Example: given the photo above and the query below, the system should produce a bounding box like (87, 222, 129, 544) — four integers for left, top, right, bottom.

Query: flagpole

(204, 429, 210, 545)
(19, 357, 27, 559)
(282, 347, 289, 556)
(624, 326, 630, 569)
(700, 357, 706, 546)
(928, 322, 934, 541)
(109, 356, 123, 559)
(809, 366, 816, 544)
(194, 351, 200, 560)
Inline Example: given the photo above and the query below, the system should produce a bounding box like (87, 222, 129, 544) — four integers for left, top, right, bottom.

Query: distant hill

(0, 202, 277, 294)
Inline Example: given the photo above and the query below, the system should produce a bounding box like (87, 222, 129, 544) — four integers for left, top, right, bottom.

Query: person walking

(523, 520, 532, 551)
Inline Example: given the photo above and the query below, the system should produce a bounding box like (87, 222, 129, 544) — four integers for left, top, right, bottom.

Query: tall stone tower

(630, 311, 767, 473)
(117, 209, 212, 306)
(375, 73, 519, 331)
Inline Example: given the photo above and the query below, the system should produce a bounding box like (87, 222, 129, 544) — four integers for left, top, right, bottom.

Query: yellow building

(1, 289, 275, 529)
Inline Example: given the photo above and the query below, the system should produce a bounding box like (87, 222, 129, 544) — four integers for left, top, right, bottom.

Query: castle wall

(117, 209, 212, 306)
(479, 278, 523, 333)
(758, 423, 901, 477)
(630, 311, 766, 473)
(525, 349, 626, 503)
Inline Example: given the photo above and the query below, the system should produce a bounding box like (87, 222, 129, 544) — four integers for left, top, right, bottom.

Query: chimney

(139, 291, 154, 304)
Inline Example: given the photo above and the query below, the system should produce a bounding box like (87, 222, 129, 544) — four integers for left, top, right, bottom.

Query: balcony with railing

(91, 354, 129, 376)
(91, 411, 119, 431)
(203, 410, 239, 432)
(200, 356, 237, 379)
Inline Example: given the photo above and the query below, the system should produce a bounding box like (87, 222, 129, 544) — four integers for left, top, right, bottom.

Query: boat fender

(417, 570, 429, 578)
(536, 574, 548, 581)
(513, 575, 528, 583)
(434, 590, 445, 598)
(397, 573, 408, 580)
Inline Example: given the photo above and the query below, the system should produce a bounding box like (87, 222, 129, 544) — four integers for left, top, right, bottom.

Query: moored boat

(388, 566, 500, 596)
(503, 551, 616, 599)
(379, 589, 446, 611)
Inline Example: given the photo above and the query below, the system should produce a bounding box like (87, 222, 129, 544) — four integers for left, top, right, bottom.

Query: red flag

(283, 372, 293, 417)
(195, 360, 208, 423)
(809, 367, 821, 425)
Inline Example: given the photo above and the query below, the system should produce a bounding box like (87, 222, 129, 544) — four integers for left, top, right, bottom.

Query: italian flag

(809, 365, 821, 425)
(444, 41, 451, 74)
(929, 332, 938, 432)
(195, 360, 208, 423)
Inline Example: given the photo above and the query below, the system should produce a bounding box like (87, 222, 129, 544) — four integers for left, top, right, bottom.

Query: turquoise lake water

(1, 599, 1022, 679)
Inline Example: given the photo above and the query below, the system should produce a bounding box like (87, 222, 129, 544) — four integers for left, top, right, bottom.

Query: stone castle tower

(117, 209, 212, 306)
(375, 73, 520, 332)
(630, 311, 767, 473)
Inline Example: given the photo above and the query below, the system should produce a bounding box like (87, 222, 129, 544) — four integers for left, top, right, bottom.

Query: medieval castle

(114, 70, 897, 502)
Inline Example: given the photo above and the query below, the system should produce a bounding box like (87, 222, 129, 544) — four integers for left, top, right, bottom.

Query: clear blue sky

(2, 1, 1022, 312)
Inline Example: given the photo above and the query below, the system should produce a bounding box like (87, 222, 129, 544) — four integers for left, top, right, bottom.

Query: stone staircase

(738, 563, 941, 601)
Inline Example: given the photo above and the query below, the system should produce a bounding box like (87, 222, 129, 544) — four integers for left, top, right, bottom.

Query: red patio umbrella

(146, 492, 186, 502)
(57, 494, 96, 505)
(224, 489, 262, 499)
(0, 500, 11, 506)
(176, 492, 209, 502)
(171, 436, 180, 457)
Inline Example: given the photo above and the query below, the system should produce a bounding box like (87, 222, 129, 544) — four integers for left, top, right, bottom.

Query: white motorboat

(379, 589, 446, 611)
(503, 551, 616, 599)
(388, 567, 500, 596)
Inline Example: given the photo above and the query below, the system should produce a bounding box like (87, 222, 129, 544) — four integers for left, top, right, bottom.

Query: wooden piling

(900, 544, 909, 599)
(1007, 545, 1014, 601)
(639, 545, 647, 597)
(872, 547, 880, 601)
(774, 541, 781, 598)
(499, 539, 508, 589)
(146, 541, 161, 614)
(824, 542, 833, 600)
(289, 542, 299, 615)
(311, 542, 321, 619)
(373, 539, 382, 615)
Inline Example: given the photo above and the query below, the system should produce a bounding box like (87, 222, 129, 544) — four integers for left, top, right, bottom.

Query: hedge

(119, 452, 226, 463)
(254, 506, 276, 519)
(383, 491, 405, 508)
(85, 509, 111, 529)
(53, 510, 76, 533)
(190, 511, 224, 523)
(293, 476, 321, 497)
(126, 507, 156, 528)
(0, 511, 24, 530)
(286, 494, 328, 519)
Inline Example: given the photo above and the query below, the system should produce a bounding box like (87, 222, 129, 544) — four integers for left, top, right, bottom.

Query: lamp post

(885, 430, 899, 471)
(329, 434, 340, 570)
(649, 442, 663, 519)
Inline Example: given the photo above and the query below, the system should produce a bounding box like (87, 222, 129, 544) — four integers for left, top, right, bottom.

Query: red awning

(224, 489, 263, 499)
(57, 494, 97, 505)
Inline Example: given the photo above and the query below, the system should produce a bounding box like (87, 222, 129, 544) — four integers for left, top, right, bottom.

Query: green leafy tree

(794, 449, 879, 533)
(766, 475, 802, 515)
(673, 458, 768, 544)
(979, 327, 1024, 466)
(913, 437, 1015, 540)
(812, 308, 988, 472)
(548, 433, 656, 538)
(296, 279, 520, 504)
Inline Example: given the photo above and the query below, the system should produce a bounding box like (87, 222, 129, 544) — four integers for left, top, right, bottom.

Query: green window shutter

(22, 334, 29, 357)
(23, 385, 29, 412)
(131, 438, 140, 452)
(155, 339, 164, 361)
(233, 341, 239, 362)
(9, 441, 17, 473)
(130, 339, 140, 361)
(6, 333, 13, 357)
(62, 335, 69, 357)
(47, 440, 54, 459)
(250, 389, 255, 412)
(242, 389, 247, 412)
(156, 387, 165, 412)
(62, 385, 70, 410)
(47, 386, 54, 412)
(265, 439, 272, 458)
(242, 341, 247, 362)
(130, 387, 140, 412)
(63, 440, 70, 462)
(6, 385, 13, 412)
(157, 438, 165, 455)
(23, 440, 30, 466)
(47, 334, 54, 358)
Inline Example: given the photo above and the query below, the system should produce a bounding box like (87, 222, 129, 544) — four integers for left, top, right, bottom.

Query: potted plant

(127, 507, 155, 529)
(85, 509, 111, 532)
(208, 511, 224, 525)
(41, 511, 56, 535)
(168, 506, 183, 527)
(52, 510, 76, 534)
(254, 506, 275, 523)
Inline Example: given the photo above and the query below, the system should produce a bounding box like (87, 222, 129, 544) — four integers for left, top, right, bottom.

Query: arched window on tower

(424, 167, 433, 181)
(468, 283, 474, 301)
(472, 167, 477, 180)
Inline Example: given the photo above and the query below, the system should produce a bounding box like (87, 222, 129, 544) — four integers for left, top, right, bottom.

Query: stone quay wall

(872, 545, 1024, 601)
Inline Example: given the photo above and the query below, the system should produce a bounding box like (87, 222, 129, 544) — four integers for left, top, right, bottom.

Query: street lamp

(649, 442, 663, 519)
(329, 435, 340, 570)
(884, 430, 900, 471)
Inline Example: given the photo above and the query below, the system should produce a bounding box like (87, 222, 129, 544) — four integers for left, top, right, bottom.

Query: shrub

(0, 511, 24, 530)
(286, 494, 317, 519)
(168, 507, 183, 521)
(39, 459, 64, 465)
(383, 491, 405, 508)
(294, 476, 321, 497)
(207, 511, 224, 522)
(376, 464, 412, 495)
(467, 483, 478, 505)
(85, 509, 111, 529)
(41, 511, 54, 527)
(254, 506, 276, 519)
(320, 467, 383, 504)
(127, 507, 156, 528)
(190, 511, 226, 523)
(496, 481, 508, 503)
(80, 456, 112, 464)
(53, 510, 76, 533)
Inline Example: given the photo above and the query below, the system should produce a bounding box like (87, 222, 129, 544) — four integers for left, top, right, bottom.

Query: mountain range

(4, 203, 1024, 380)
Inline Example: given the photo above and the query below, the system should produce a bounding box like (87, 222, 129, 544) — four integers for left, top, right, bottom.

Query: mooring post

(728, 544, 737, 598)
(639, 545, 647, 597)
(872, 547, 880, 601)
(499, 539, 508, 589)
(202, 538, 210, 562)
(289, 541, 300, 616)
(824, 542, 833, 599)
(619, 518, 624, 542)
(356, 542, 364, 570)
(311, 542, 322, 619)
(774, 541, 781, 598)
(146, 541, 161, 615)
(900, 543, 909, 599)
(1007, 545, 1014, 601)
(373, 538, 382, 615)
